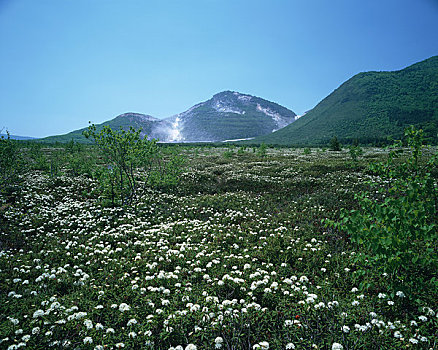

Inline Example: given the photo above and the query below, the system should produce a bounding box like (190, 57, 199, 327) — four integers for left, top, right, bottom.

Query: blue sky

(0, 0, 437, 138)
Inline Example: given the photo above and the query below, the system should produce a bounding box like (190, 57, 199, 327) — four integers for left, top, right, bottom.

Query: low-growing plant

(348, 144, 363, 162)
(223, 149, 234, 158)
(257, 142, 268, 157)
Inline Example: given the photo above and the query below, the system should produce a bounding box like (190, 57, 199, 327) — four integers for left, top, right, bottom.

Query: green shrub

(257, 142, 268, 157)
(327, 127, 437, 302)
(84, 125, 185, 206)
(0, 131, 22, 196)
(348, 145, 363, 162)
(329, 136, 341, 151)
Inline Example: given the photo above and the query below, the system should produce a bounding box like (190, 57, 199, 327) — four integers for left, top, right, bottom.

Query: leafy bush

(257, 142, 268, 157)
(84, 124, 185, 206)
(327, 127, 437, 301)
(0, 131, 22, 197)
(329, 136, 341, 151)
(348, 145, 363, 162)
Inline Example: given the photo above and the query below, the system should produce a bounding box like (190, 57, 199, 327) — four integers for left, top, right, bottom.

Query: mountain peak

(40, 91, 297, 143)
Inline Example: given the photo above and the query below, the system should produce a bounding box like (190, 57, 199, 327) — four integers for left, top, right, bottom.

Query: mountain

(40, 113, 159, 143)
(157, 91, 297, 142)
(0, 133, 36, 140)
(254, 55, 438, 146)
(41, 91, 297, 143)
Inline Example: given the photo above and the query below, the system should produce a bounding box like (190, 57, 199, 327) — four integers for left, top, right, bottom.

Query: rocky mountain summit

(154, 91, 296, 142)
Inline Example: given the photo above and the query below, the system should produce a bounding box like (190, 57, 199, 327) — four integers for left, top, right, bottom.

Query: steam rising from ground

(150, 117, 183, 142)
(168, 117, 182, 142)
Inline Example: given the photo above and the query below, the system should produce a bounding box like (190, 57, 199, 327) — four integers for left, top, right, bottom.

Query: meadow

(0, 140, 437, 350)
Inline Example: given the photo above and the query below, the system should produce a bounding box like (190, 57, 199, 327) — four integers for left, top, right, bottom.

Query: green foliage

(147, 146, 186, 189)
(257, 142, 268, 157)
(0, 131, 22, 196)
(303, 147, 311, 155)
(84, 124, 158, 206)
(329, 136, 341, 151)
(237, 146, 246, 155)
(84, 124, 185, 206)
(348, 144, 363, 161)
(223, 147, 234, 159)
(327, 127, 437, 301)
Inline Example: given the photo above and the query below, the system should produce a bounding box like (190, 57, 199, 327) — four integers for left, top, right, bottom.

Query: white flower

(128, 331, 136, 338)
(215, 337, 223, 348)
(7, 317, 19, 325)
(342, 325, 350, 333)
(33, 310, 44, 318)
(387, 300, 394, 305)
(419, 315, 427, 322)
(185, 345, 197, 350)
(285, 343, 296, 349)
(119, 303, 131, 312)
(259, 341, 269, 349)
(351, 300, 359, 306)
(95, 346, 104, 350)
(127, 319, 138, 326)
(332, 343, 343, 350)
(409, 338, 418, 344)
(84, 319, 93, 329)
(378, 293, 386, 299)
(115, 343, 125, 348)
(394, 331, 402, 338)
(83, 336, 93, 344)
(21, 335, 30, 342)
(396, 291, 405, 298)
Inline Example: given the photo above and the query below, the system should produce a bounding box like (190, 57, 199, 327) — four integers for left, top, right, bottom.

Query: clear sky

(0, 0, 437, 137)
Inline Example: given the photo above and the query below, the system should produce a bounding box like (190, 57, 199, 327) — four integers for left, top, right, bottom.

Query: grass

(0, 145, 437, 349)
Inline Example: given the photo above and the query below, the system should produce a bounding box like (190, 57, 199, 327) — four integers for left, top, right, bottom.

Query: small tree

(329, 136, 341, 151)
(0, 131, 22, 198)
(84, 124, 159, 206)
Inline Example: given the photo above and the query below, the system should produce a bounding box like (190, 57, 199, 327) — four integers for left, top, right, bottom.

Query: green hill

(254, 55, 438, 146)
(39, 113, 158, 143)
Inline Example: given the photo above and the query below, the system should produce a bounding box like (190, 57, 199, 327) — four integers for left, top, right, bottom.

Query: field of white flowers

(1, 147, 437, 349)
